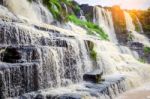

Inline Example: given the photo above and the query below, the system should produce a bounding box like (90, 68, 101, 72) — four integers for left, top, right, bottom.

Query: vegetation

(86, 40, 97, 61)
(27, 0, 108, 40)
(127, 32, 134, 41)
(138, 58, 146, 63)
(42, 0, 69, 21)
(128, 8, 150, 37)
(144, 46, 150, 54)
(68, 15, 109, 40)
(90, 49, 97, 61)
(41, 0, 81, 22)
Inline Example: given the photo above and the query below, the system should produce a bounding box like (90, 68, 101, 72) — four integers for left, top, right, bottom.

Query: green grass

(144, 46, 150, 54)
(68, 15, 109, 40)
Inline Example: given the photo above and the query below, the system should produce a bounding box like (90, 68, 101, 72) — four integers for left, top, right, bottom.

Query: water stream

(0, 0, 150, 99)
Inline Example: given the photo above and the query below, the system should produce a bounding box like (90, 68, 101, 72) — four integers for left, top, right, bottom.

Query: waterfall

(124, 11, 150, 47)
(0, 1, 150, 99)
(3, 0, 54, 23)
(80, 10, 86, 21)
(93, 6, 118, 44)
(136, 16, 144, 33)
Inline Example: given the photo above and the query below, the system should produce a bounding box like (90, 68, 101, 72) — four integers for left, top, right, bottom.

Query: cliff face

(80, 4, 94, 22)
(111, 6, 128, 44)
(128, 9, 150, 38)
(0, 0, 150, 98)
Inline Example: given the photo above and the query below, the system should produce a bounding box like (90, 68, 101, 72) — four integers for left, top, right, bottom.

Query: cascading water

(136, 16, 144, 33)
(80, 10, 86, 21)
(93, 6, 118, 44)
(0, 0, 150, 99)
(124, 11, 150, 47)
(3, 0, 54, 23)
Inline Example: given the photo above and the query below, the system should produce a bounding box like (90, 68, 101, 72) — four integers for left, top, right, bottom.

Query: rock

(46, 93, 81, 99)
(0, 63, 40, 97)
(129, 42, 144, 49)
(85, 40, 94, 50)
(58, 94, 81, 99)
(80, 4, 94, 21)
(35, 94, 44, 99)
(0, 71, 6, 99)
(111, 5, 128, 45)
(83, 70, 103, 83)
(0, 0, 3, 5)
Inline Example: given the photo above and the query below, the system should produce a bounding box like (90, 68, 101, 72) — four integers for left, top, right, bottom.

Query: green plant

(41, 0, 73, 21)
(144, 46, 150, 54)
(138, 58, 146, 63)
(90, 49, 97, 61)
(68, 15, 109, 40)
(127, 32, 133, 41)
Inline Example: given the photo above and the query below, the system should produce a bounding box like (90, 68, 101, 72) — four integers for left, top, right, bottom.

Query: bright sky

(75, 0, 150, 10)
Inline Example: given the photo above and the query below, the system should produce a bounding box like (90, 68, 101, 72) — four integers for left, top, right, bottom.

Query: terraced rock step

(19, 74, 126, 99)
(83, 70, 103, 83)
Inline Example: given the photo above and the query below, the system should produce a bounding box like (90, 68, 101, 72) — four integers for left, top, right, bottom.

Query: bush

(144, 46, 150, 54)
(68, 15, 109, 40)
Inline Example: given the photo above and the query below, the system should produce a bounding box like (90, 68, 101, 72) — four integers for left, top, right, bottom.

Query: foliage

(127, 32, 133, 41)
(27, 0, 108, 40)
(144, 46, 150, 54)
(68, 15, 109, 40)
(129, 9, 150, 33)
(41, 0, 81, 22)
(138, 58, 146, 63)
(42, 0, 65, 21)
(90, 49, 97, 61)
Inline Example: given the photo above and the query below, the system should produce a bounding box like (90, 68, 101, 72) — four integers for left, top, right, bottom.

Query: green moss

(127, 33, 133, 41)
(90, 49, 97, 61)
(138, 58, 146, 63)
(144, 46, 150, 54)
(68, 15, 109, 40)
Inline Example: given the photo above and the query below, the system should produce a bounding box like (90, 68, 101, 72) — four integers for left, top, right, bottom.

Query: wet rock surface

(83, 70, 103, 83)
(19, 74, 126, 99)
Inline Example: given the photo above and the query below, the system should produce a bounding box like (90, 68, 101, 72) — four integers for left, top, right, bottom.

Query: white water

(93, 6, 118, 44)
(124, 11, 150, 47)
(3, 0, 54, 23)
(80, 10, 86, 21)
(0, 1, 150, 98)
(136, 16, 144, 33)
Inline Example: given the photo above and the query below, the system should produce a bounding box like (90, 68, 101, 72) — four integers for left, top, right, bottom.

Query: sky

(75, 0, 150, 10)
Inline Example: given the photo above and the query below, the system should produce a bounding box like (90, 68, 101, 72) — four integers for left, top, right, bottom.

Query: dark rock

(58, 94, 81, 99)
(85, 40, 94, 51)
(83, 70, 103, 83)
(35, 94, 44, 99)
(80, 4, 94, 21)
(0, 63, 40, 97)
(2, 47, 22, 63)
(111, 6, 128, 45)
(0, 72, 6, 99)
(129, 42, 144, 49)
(0, 0, 3, 5)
